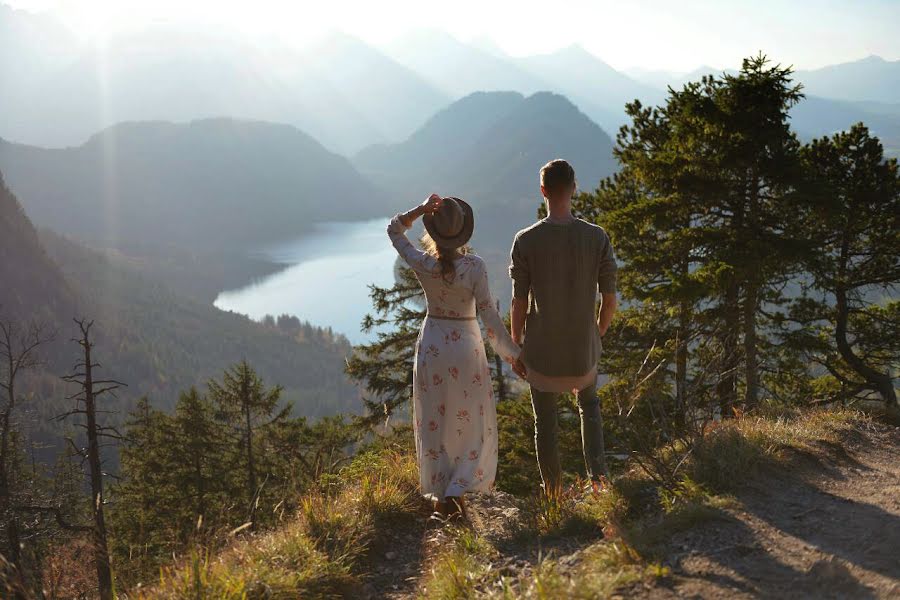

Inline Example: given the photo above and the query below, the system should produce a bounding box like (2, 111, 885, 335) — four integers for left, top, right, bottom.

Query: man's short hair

(540, 159, 576, 195)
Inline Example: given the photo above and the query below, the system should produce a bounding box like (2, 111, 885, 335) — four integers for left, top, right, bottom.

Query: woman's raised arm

(387, 194, 443, 273)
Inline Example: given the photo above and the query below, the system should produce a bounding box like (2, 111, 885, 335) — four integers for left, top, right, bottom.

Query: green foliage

(345, 263, 424, 427)
(785, 124, 900, 406)
(110, 363, 361, 588)
(575, 54, 898, 426)
(15, 232, 359, 470)
(143, 449, 424, 599)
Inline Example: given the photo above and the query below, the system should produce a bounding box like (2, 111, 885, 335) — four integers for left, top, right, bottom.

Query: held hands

(512, 356, 527, 379)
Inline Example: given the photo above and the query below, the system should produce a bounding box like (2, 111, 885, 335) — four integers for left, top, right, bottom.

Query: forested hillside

(0, 174, 74, 323)
(0, 169, 361, 472)
(37, 230, 358, 418)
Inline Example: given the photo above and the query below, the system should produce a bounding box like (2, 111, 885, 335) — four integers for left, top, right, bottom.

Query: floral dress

(388, 216, 521, 501)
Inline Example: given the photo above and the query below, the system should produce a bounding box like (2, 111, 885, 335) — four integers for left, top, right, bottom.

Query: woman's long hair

(421, 233, 468, 282)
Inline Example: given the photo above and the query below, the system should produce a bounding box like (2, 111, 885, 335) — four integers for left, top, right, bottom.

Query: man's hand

(597, 292, 617, 338)
(597, 318, 609, 338)
(512, 356, 527, 379)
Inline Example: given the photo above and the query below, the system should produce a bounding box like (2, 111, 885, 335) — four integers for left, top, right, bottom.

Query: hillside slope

(37, 229, 359, 419)
(1, 169, 361, 465)
(139, 410, 900, 599)
(0, 172, 74, 322)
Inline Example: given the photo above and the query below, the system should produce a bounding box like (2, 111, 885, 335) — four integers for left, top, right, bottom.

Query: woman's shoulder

(458, 253, 486, 268)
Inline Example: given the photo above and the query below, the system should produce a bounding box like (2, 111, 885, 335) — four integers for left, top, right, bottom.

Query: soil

(367, 419, 900, 599)
(626, 422, 900, 599)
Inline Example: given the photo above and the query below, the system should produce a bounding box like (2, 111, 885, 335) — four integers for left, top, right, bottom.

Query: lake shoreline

(214, 217, 397, 345)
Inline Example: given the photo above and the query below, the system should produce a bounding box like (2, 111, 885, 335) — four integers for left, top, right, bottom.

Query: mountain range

(3, 3, 899, 156)
(0, 118, 385, 252)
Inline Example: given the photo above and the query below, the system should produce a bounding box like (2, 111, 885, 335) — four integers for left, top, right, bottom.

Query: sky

(6, 0, 900, 72)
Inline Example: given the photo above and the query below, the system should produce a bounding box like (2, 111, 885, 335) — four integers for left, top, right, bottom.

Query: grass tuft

(139, 450, 425, 598)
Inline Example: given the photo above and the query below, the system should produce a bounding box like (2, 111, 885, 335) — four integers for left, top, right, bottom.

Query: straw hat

(423, 196, 474, 249)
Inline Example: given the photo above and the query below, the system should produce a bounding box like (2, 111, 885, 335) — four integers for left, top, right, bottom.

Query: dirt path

(371, 420, 899, 599)
(629, 423, 900, 599)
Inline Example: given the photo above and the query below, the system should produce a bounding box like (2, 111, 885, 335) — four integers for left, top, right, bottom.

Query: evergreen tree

(207, 360, 287, 527)
(170, 387, 231, 540)
(789, 124, 900, 406)
(346, 265, 424, 428)
(575, 54, 804, 415)
(109, 398, 172, 581)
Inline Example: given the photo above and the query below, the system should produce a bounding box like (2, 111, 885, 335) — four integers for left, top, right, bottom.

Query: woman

(388, 194, 522, 518)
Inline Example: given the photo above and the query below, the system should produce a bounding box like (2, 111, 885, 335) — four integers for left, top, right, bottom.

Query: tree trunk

(1, 369, 25, 599)
(675, 300, 690, 424)
(244, 402, 257, 527)
(717, 284, 740, 418)
(743, 282, 760, 409)
(835, 287, 898, 408)
(742, 173, 761, 410)
(82, 336, 114, 600)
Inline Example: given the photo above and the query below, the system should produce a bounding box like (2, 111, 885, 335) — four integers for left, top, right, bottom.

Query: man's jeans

(530, 381, 608, 494)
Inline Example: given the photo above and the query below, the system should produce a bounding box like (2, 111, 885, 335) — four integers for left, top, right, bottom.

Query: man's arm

(511, 297, 528, 345)
(597, 229, 618, 336)
(508, 234, 530, 345)
(508, 235, 530, 378)
(597, 292, 617, 337)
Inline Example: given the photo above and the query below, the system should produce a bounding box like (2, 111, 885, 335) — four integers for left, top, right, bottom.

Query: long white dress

(388, 216, 521, 501)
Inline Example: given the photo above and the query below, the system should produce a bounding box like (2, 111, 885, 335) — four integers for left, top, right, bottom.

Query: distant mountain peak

(556, 43, 595, 58)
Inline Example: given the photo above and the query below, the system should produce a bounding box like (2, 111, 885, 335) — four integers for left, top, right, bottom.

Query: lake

(214, 217, 399, 344)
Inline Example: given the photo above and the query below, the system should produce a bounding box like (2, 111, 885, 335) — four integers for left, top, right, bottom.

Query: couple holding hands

(387, 159, 618, 518)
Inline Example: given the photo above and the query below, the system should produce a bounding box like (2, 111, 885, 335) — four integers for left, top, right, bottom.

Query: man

(509, 159, 618, 496)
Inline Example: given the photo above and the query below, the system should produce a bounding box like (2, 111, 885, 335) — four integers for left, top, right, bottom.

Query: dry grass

(685, 407, 862, 493)
(137, 408, 867, 599)
(421, 527, 501, 599)
(135, 450, 424, 599)
(421, 408, 866, 599)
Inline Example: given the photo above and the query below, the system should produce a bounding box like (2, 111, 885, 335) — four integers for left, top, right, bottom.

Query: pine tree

(346, 265, 424, 428)
(108, 397, 173, 583)
(170, 387, 231, 540)
(207, 360, 286, 528)
(789, 124, 900, 406)
(575, 54, 804, 416)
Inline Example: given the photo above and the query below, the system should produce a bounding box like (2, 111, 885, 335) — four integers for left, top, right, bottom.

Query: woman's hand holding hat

(422, 193, 443, 214)
(400, 193, 444, 227)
